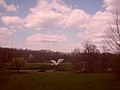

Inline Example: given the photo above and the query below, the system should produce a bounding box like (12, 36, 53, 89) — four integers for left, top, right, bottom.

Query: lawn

(0, 70, 120, 90)
(6, 63, 72, 71)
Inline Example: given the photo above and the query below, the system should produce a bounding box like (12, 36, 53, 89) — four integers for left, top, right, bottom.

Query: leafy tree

(10, 57, 25, 73)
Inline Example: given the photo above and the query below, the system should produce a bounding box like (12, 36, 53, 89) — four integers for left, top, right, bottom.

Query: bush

(10, 57, 26, 73)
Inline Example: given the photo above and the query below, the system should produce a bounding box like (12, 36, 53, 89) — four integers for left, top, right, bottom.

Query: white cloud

(77, 0, 120, 50)
(86, 11, 112, 30)
(23, 0, 118, 51)
(104, 0, 120, 14)
(25, 0, 90, 30)
(78, 11, 113, 38)
(0, 27, 16, 44)
(26, 33, 68, 51)
(0, 0, 18, 12)
(80, 11, 113, 49)
(2, 16, 24, 28)
(25, 0, 66, 30)
(64, 9, 90, 29)
(26, 33, 67, 43)
(76, 0, 120, 51)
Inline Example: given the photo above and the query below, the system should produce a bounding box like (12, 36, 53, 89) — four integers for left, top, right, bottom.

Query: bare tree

(83, 40, 100, 72)
(105, 13, 120, 54)
(71, 48, 83, 73)
(105, 13, 120, 73)
(102, 46, 112, 72)
(83, 40, 100, 54)
(102, 45, 109, 53)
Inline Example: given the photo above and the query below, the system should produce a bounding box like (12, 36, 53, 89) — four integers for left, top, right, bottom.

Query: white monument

(50, 59, 64, 65)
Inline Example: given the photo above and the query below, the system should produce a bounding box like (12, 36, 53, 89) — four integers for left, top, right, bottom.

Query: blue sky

(6, 0, 104, 15)
(63, 0, 104, 14)
(0, 0, 119, 52)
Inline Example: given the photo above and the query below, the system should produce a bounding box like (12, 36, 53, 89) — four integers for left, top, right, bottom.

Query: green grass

(25, 63, 72, 70)
(1, 70, 120, 90)
(6, 63, 72, 71)
(25, 63, 45, 69)
(6, 63, 45, 70)
(0, 69, 13, 90)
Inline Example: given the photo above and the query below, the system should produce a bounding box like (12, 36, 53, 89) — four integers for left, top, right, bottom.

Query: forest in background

(0, 43, 119, 73)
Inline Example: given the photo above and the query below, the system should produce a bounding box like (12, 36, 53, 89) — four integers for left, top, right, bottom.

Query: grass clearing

(25, 63, 72, 70)
(1, 70, 120, 90)
(6, 63, 72, 70)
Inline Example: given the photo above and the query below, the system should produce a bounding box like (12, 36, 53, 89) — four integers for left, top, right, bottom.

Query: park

(1, 0, 120, 90)
(1, 65, 120, 90)
(1, 58, 120, 90)
(0, 38, 120, 90)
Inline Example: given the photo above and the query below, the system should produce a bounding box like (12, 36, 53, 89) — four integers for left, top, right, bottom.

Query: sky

(0, 0, 120, 52)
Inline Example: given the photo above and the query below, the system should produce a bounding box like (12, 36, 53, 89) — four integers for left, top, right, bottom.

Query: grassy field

(0, 70, 120, 90)
(6, 63, 72, 71)
(26, 63, 72, 70)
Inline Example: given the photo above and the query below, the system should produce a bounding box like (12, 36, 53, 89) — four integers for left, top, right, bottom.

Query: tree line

(0, 43, 119, 73)
(0, 47, 71, 64)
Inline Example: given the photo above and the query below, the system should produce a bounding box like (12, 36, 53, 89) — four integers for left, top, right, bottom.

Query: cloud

(25, 33, 83, 52)
(1, 16, 24, 28)
(85, 11, 113, 36)
(25, 0, 90, 30)
(77, 0, 120, 50)
(78, 11, 112, 38)
(0, 0, 18, 12)
(80, 11, 113, 49)
(26, 33, 67, 43)
(64, 9, 90, 29)
(24, 0, 117, 51)
(76, 3, 117, 50)
(26, 33, 68, 50)
(25, 0, 65, 30)
(82, 11, 113, 35)
(0, 27, 16, 44)
(104, 0, 120, 14)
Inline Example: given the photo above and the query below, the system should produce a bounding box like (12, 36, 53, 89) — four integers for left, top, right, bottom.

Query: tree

(10, 57, 25, 73)
(71, 48, 83, 73)
(101, 46, 112, 72)
(105, 13, 120, 73)
(83, 40, 100, 54)
(105, 13, 120, 53)
(83, 40, 100, 72)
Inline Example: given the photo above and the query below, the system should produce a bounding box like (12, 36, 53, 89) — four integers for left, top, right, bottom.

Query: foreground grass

(0, 69, 13, 90)
(0, 70, 120, 90)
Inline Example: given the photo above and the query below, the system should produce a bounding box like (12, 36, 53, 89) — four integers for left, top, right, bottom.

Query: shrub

(10, 57, 26, 73)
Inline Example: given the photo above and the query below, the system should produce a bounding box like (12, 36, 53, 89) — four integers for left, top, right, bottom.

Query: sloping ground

(0, 70, 120, 90)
